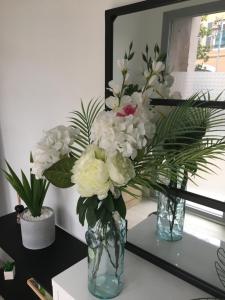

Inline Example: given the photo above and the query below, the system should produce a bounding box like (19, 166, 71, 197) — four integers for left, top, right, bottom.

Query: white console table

(52, 250, 210, 300)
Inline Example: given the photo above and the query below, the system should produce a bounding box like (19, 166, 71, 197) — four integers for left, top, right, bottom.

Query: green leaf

(157, 53, 167, 62)
(44, 157, 76, 188)
(102, 195, 115, 213)
(129, 41, 133, 51)
(154, 43, 160, 54)
(114, 196, 126, 219)
(70, 98, 103, 157)
(142, 53, 147, 63)
(78, 205, 87, 226)
(128, 52, 134, 61)
(21, 170, 32, 199)
(2, 159, 50, 217)
(76, 197, 86, 214)
(86, 202, 98, 227)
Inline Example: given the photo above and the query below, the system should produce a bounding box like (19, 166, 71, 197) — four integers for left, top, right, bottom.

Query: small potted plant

(3, 261, 15, 280)
(2, 156, 54, 250)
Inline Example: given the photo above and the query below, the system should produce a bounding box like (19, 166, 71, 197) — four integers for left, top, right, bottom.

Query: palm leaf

(131, 93, 225, 191)
(70, 98, 103, 157)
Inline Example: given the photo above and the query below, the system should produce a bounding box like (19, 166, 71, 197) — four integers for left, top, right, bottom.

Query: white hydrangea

(91, 92, 156, 159)
(31, 125, 79, 179)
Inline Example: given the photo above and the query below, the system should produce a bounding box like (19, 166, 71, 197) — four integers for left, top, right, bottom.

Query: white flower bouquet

(31, 43, 225, 228)
(30, 42, 225, 298)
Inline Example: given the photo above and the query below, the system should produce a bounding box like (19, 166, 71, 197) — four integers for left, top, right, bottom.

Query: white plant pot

(20, 207, 55, 250)
(4, 266, 15, 280)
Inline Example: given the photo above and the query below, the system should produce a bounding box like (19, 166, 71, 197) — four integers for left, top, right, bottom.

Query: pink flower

(117, 104, 137, 117)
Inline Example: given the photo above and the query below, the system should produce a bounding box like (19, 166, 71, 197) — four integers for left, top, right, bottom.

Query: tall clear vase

(85, 214, 126, 299)
(156, 191, 186, 241)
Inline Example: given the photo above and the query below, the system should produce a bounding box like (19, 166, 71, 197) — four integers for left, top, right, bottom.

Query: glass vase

(85, 214, 126, 299)
(156, 191, 186, 241)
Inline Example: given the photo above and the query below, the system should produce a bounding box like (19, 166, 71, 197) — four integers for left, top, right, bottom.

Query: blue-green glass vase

(85, 214, 126, 299)
(156, 191, 186, 241)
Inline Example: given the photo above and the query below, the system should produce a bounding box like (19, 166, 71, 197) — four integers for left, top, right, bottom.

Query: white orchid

(108, 80, 121, 96)
(144, 70, 150, 79)
(165, 74, 174, 87)
(148, 74, 158, 87)
(117, 59, 128, 72)
(105, 96, 119, 110)
(152, 60, 165, 73)
(171, 91, 182, 99)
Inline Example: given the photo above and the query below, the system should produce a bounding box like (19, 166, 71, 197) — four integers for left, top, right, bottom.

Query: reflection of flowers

(117, 59, 128, 72)
(116, 104, 137, 117)
(152, 60, 165, 73)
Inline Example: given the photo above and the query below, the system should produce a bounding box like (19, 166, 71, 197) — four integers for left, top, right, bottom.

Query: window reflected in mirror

(168, 11, 225, 98)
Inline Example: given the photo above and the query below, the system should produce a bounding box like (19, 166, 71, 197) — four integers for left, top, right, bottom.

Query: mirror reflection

(112, 0, 225, 294)
(168, 11, 225, 99)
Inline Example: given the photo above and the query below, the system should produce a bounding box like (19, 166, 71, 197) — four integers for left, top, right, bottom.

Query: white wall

(0, 0, 140, 242)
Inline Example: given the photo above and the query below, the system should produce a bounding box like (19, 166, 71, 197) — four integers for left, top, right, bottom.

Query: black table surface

(0, 213, 87, 300)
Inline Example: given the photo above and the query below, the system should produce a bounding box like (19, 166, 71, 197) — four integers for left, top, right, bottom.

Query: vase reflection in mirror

(156, 175, 187, 241)
(157, 192, 186, 241)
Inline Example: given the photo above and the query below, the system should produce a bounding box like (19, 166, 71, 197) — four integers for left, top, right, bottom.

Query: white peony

(31, 125, 79, 179)
(71, 145, 110, 200)
(107, 152, 135, 186)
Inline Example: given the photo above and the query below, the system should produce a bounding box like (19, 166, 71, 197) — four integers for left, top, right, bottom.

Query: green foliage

(44, 157, 76, 188)
(2, 155, 49, 217)
(127, 93, 225, 195)
(124, 41, 134, 61)
(196, 44, 210, 62)
(45, 99, 104, 189)
(3, 261, 14, 272)
(70, 98, 103, 159)
(76, 192, 126, 227)
(196, 15, 212, 65)
(124, 84, 140, 96)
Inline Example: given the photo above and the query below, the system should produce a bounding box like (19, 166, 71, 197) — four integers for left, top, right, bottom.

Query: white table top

(52, 250, 210, 300)
(127, 215, 225, 290)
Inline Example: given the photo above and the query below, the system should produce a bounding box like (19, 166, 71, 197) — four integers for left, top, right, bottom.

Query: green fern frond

(70, 98, 104, 157)
(134, 93, 225, 189)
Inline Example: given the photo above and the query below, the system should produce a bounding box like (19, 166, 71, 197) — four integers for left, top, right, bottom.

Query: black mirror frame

(105, 0, 225, 298)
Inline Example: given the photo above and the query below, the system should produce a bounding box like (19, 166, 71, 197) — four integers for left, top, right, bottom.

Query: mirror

(113, 0, 225, 99)
(106, 0, 225, 298)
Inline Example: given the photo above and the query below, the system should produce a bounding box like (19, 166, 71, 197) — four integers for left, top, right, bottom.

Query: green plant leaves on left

(44, 157, 76, 188)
